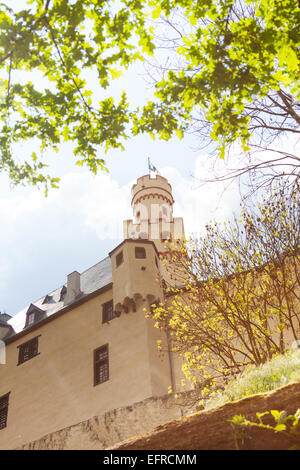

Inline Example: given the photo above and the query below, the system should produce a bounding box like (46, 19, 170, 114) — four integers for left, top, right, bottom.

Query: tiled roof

(7, 256, 112, 335)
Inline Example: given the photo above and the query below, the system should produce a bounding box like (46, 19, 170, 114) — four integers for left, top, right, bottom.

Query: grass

(205, 348, 300, 410)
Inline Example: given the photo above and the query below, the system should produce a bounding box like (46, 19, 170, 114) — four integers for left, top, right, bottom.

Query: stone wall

(19, 379, 300, 450)
(111, 380, 300, 450)
(18, 391, 198, 450)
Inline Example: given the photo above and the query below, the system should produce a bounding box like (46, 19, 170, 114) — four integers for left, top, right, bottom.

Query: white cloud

(0, 160, 246, 315)
(0, 160, 242, 259)
(78, 173, 132, 240)
(160, 159, 241, 238)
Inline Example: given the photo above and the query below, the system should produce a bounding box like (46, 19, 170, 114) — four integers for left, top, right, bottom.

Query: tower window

(17, 336, 40, 365)
(102, 300, 114, 323)
(94, 344, 109, 386)
(116, 251, 124, 267)
(135, 247, 146, 259)
(0, 393, 9, 430)
(162, 231, 171, 241)
(162, 206, 168, 219)
(161, 205, 171, 221)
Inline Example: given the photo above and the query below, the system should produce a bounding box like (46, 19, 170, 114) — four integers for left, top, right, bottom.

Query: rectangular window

(102, 300, 114, 323)
(27, 313, 35, 326)
(116, 251, 123, 267)
(17, 336, 40, 365)
(161, 231, 171, 242)
(0, 393, 9, 430)
(135, 246, 146, 259)
(94, 344, 109, 386)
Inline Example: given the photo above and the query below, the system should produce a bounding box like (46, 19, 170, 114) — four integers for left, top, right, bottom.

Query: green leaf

(274, 424, 287, 432)
(152, 5, 161, 19)
(175, 129, 184, 139)
(109, 68, 123, 79)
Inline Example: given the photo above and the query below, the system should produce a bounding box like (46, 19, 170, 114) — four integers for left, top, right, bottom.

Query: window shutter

(102, 300, 114, 323)
(94, 345, 109, 386)
(18, 336, 40, 365)
(0, 393, 9, 430)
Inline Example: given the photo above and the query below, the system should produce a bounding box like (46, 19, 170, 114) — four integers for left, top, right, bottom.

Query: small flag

(148, 157, 160, 174)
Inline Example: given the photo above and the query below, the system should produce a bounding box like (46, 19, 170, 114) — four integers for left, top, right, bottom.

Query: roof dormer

(59, 285, 67, 302)
(24, 304, 45, 329)
(42, 295, 54, 305)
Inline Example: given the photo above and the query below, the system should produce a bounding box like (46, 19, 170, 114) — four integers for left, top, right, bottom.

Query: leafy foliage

(148, 186, 300, 399)
(144, 0, 300, 188)
(206, 348, 300, 409)
(230, 408, 300, 450)
(0, 1, 299, 191)
(0, 0, 152, 191)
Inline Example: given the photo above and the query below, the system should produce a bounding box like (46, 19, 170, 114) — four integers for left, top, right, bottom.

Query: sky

(0, 127, 245, 316)
(0, 0, 298, 317)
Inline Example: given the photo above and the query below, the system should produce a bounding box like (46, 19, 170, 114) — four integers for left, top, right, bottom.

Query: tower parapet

(123, 174, 185, 254)
(131, 174, 174, 207)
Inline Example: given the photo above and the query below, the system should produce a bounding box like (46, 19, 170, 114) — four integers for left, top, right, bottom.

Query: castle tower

(123, 174, 185, 254)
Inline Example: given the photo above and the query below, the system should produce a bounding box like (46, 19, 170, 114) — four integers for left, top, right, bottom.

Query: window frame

(102, 300, 114, 323)
(27, 313, 35, 326)
(0, 392, 10, 430)
(135, 246, 146, 259)
(24, 304, 45, 329)
(93, 344, 109, 386)
(17, 336, 41, 366)
(161, 231, 171, 242)
(116, 250, 124, 267)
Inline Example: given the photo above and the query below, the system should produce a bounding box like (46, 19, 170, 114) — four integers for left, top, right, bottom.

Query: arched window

(160, 204, 171, 222)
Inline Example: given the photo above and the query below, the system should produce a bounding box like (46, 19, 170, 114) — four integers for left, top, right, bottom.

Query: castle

(0, 173, 187, 450)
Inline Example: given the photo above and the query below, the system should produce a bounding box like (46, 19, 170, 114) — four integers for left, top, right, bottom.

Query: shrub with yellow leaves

(147, 185, 300, 402)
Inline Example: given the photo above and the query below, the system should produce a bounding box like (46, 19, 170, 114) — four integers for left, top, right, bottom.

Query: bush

(205, 348, 300, 409)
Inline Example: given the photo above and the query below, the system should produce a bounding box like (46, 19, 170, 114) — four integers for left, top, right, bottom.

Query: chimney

(0, 313, 11, 323)
(64, 271, 81, 305)
(0, 313, 14, 341)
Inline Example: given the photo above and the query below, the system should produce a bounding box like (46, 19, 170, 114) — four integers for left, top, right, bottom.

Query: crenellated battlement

(131, 174, 174, 207)
(124, 173, 184, 255)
